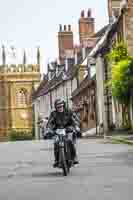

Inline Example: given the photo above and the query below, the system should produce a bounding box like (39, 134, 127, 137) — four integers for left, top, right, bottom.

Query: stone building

(0, 47, 41, 141)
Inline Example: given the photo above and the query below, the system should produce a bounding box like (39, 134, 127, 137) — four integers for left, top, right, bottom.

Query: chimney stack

(58, 24, 74, 65)
(79, 9, 95, 45)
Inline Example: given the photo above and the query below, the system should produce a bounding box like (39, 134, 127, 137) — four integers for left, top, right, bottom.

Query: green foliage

(109, 57, 133, 105)
(9, 129, 33, 141)
(106, 42, 128, 64)
(106, 42, 133, 127)
(107, 42, 133, 105)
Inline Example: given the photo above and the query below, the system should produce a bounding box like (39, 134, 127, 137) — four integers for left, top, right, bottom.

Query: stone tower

(0, 47, 41, 141)
(58, 24, 74, 65)
(79, 9, 95, 46)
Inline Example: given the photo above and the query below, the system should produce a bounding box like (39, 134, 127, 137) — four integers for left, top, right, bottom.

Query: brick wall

(79, 9, 95, 45)
(58, 25, 74, 65)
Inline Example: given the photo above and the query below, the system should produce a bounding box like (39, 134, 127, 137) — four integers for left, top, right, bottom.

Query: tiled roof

(32, 63, 80, 100)
(32, 24, 108, 101)
(72, 75, 95, 98)
(89, 17, 120, 57)
(92, 24, 109, 38)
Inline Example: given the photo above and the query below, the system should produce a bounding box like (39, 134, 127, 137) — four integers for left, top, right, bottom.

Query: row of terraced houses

(33, 0, 133, 139)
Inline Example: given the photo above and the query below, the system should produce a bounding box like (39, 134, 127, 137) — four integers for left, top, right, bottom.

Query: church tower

(0, 47, 41, 141)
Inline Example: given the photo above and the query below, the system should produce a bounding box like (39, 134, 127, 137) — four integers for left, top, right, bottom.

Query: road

(0, 139, 133, 200)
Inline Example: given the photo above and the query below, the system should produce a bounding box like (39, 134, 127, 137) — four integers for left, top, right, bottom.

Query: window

(16, 88, 28, 105)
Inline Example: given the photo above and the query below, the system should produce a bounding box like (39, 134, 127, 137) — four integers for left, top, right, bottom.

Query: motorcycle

(55, 128, 74, 176)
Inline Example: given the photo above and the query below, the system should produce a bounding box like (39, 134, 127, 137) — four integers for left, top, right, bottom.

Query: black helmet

(54, 98, 65, 109)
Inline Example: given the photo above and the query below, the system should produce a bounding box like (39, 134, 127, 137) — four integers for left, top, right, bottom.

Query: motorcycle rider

(46, 98, 80, 167)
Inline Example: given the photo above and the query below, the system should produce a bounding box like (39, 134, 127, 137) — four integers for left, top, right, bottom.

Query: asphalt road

(0, 139, 133, 200)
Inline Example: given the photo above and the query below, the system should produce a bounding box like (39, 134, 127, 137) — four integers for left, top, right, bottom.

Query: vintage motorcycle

(54, 128, 74, 176)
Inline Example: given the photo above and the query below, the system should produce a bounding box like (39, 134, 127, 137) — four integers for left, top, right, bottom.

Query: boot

(73, 155, 79, 164)
(53, 144, 59, 168)
(70, 142, 79, 165)
(53, 160, 58, 168)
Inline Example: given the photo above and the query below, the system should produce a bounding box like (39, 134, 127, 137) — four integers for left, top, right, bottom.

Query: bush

(9, 129, 33, 141)
(109, 58, 133, 104)
(106, 42, 128, 63)
(107, 42, 133, 127)
(107, 42, 133, 104)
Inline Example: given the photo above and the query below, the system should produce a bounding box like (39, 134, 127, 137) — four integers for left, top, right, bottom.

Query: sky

(0, 0, 108, 73)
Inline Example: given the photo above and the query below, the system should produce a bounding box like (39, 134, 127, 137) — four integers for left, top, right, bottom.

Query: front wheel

(60, 148, 68, 176)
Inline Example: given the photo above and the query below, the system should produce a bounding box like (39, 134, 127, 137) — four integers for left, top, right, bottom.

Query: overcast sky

(0, 0, 108, 73)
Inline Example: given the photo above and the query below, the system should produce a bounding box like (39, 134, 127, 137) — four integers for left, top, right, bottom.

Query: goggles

(56, 103, 64, 108)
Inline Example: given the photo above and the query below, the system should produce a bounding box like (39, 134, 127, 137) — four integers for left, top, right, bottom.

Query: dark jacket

(46, 109, 80, 131)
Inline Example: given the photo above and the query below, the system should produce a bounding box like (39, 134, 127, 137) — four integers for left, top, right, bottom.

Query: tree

(107, 42, 128, 63)
(107, 42, 133, 128)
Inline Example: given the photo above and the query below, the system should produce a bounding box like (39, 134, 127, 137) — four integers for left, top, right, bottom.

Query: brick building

(79, 9, 95, 46)
(71, 24, 109, 133)
(58, 25, 74, 65)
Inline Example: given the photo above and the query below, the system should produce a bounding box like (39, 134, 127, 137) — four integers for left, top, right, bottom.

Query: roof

(72, 75, 95, 98)
(32, 23, 111, 101)
(32, 64, 79, 100)
(89, 17, 121, 57)
(80, 24, 110, 66)
(92, 24, 109, 38)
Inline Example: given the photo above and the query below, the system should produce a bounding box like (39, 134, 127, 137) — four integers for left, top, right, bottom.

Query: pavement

(106, 134, 133, 145)
(0, 139, 133, 199)
(82, 127, 98, 137)
(82, 127, 133, 145)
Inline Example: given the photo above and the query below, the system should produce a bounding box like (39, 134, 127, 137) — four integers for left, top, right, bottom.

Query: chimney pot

(81, 10, 84, 18)
(68, 25, 71, 31)
(87, 9, 91, 17)
(64, 25, 67, 31)
(59, 24, 62, 32)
